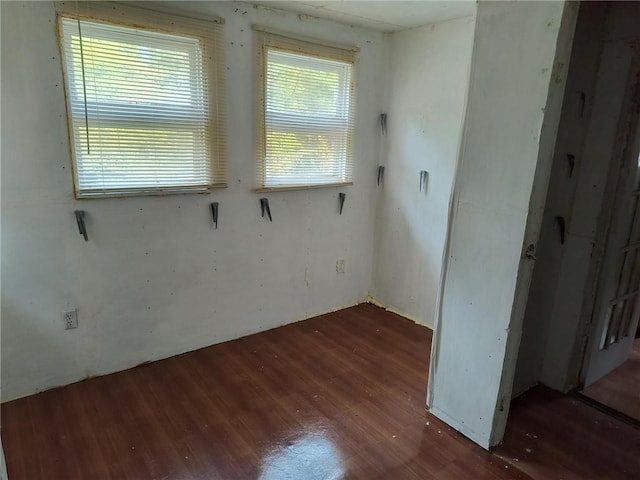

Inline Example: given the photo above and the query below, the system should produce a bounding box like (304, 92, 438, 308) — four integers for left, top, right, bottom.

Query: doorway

(512, 2, 640, 424)
(581, 337, 640, 422)
(579, 120, 640, 422)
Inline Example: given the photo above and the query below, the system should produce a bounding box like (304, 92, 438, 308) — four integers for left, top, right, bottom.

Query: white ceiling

(251, 1, 476, 32)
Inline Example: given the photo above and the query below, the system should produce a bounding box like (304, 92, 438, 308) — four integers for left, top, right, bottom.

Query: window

(255, 29, 357, 190)
(57, 3, 226, 198)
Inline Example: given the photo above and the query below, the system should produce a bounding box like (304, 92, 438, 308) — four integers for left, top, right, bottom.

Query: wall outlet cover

(64, 309, 78, 330)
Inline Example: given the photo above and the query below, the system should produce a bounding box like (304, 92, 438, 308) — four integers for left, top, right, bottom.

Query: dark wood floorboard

(2, 304, 639, 479)
(496, 386, 640, 480)
(581, 338, 640, 422)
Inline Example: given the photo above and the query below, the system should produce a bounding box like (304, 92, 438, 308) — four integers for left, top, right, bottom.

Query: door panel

(584, 107, 640, 386)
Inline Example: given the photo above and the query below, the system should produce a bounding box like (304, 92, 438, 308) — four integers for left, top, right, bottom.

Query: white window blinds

(255, 29, 357, 190)
(57, 3, 226, 198)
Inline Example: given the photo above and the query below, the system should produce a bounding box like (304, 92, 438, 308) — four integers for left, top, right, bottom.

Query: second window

(256, 31, 356, 190)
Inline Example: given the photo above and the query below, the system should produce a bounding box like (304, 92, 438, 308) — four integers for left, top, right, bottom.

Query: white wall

(371, 16, 475, 327)
(427, 1, 574, 449)
(0, 1, 387, 401)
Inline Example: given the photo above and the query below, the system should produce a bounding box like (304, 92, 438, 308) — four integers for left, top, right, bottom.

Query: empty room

(1, 1, 639, 479)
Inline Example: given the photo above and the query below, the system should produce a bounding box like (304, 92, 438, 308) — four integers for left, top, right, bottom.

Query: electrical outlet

(64, 309, 78, 330)
(336, 259, 345, 274)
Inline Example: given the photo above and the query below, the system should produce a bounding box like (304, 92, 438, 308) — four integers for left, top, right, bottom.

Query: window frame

(254, 27, 358, 192)
(55, 1, 227, 199)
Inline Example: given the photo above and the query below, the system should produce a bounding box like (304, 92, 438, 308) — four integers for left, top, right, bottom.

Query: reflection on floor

(2, 304, 640, 479)
(582, 338, 640, 422)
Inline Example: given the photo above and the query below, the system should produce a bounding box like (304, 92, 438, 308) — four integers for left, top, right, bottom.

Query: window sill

(254, 182, 353, 193)
(75, 183, 227, 199)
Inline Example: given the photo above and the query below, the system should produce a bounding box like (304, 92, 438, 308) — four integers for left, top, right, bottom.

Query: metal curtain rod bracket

(74, 210, 88, 241)
(338, 192, 346, 214)
(567, 154, 575, 178)
(380, 113, 387, 135)
(419, 170, 429, 193)
(210, 202, 219, 229)
(554, 216, 566, 245)
(260, 198, 272, 222)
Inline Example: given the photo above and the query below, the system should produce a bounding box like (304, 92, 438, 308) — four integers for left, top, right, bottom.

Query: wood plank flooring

(496, 387, 640, 480)
(581, 338, 640, 422)
(2, 304, 639, 479)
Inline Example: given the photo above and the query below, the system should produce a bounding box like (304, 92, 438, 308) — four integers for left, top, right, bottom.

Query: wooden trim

(254, 182, 353, 193)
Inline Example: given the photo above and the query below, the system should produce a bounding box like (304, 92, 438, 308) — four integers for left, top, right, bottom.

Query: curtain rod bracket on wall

(577, 90, 586, 118)
(377, 166, 385, 186)
(419, 170, 429, 193)
(380, 113, 387, 135)
(260, 198, 272, 222)
(338, 192, 346, 214)
(210, 202, 219, 229)
(567, 153, 575, 178)
(554, 216, 566, 245)
(74, 210, 88, 241)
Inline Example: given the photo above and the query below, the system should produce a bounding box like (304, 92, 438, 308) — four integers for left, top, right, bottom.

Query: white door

(583, 114, 640, 386)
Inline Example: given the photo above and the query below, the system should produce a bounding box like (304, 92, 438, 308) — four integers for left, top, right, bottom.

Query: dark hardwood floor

(496, 387, 640, 480)
(2, 304, 640, 479)
(581, 338, 640, 422)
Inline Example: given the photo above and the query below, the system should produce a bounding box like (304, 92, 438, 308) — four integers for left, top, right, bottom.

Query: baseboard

(364, 295, 434, 330)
